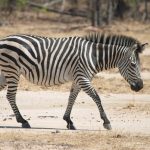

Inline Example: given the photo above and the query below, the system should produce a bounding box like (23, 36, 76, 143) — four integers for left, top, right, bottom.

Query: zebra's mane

(84, 32, 143, 53)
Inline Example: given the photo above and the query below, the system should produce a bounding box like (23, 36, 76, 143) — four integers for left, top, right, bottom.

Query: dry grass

(122, 103, 150, 113)
(0, 130, 149, 150)
(123, 103, 136, 109)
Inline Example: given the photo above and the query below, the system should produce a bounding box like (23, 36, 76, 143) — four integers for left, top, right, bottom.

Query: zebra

(0, 33, 147, 130)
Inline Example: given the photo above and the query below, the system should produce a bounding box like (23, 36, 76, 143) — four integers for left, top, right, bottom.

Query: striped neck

(94, 43, 127, 72)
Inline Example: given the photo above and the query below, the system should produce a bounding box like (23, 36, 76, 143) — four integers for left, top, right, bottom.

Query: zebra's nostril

(137, 79, 143, 89)
(130, 79, 143, 92)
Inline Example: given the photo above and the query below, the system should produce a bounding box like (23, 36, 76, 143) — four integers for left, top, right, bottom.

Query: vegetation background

(0, 0, 149, 26)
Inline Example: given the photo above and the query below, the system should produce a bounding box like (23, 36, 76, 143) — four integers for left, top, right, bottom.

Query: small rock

(116, 134, 122, 138)
(3, 118, 7, 121)
(51, 130, 60, 134)
(56, 130, 60, 133)
(27, 117, 31, 120)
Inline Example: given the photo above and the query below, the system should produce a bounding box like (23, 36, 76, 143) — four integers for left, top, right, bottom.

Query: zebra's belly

(21, 66, 72, 86)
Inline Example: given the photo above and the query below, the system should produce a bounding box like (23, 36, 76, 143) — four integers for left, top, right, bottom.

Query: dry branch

(27, 1, 87, 18)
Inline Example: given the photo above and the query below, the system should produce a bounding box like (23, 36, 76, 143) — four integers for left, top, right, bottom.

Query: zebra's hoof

(103, 123, 112, 130)
(67, 124, 76, 130)
(22, 122, 31, 128)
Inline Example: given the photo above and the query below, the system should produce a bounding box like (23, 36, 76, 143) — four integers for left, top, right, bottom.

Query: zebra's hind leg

(63, 83, 80, 130)
(6, 77, 31, 128)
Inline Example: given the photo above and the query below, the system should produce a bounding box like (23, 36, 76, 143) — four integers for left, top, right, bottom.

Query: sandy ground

(0, 90, 150, 134)
(0, 91, 150, 150)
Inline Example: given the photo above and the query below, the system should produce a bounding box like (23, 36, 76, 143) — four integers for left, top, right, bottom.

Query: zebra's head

(118, 42, 148, 92)
(84, 32, 148, 92)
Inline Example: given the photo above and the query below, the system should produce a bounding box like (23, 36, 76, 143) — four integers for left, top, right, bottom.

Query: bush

(0, 0, 27, 12)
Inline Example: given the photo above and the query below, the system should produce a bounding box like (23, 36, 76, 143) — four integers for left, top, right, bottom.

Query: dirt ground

(0, 91, 150, 150)
(0, 13, 150, 149)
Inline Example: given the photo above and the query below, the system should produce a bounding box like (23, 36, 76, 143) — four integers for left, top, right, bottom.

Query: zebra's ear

(137, 43, 148, 53)
(141, 43, 148, 49)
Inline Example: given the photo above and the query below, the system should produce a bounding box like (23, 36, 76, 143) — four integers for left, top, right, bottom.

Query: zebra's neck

(94, 43, 126, 72)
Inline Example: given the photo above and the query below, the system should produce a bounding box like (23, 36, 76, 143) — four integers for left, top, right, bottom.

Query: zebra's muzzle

(130, 79, 143, 92)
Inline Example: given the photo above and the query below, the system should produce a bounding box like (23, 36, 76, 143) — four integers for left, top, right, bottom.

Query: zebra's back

(0, 35, 81, 86)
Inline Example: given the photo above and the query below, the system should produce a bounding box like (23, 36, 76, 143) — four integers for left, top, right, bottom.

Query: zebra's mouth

(130, 79, 143, 92)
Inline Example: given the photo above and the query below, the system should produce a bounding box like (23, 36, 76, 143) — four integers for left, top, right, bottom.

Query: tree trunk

(134, 0, 140, 20)
(115, 0, 129, 19)
(7, 0, 16, 13)
(96, 0, 102, 26)
(90, 0, 102, 27)
(90, 0, 95, 26)
(107, 0, 113, 24)
(144, 0, 148, 20)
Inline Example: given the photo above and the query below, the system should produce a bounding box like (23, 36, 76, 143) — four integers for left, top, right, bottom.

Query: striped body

(0, 33, 146, 130)
(0, 35, 96, 86)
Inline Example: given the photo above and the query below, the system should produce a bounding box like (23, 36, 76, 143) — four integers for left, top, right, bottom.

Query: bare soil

(0, 91, 150, 150)
(0, 13, 150, 149)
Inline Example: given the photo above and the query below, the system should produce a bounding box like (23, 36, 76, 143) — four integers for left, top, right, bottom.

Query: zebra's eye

(131, 61, 136, 67)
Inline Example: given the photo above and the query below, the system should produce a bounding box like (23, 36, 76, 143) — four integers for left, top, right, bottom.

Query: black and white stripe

(0, 33, 146, 130)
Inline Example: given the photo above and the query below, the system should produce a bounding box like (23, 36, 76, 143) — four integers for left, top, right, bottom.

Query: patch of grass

(0, 130, 149, 150)
(123, 103, 136, 109)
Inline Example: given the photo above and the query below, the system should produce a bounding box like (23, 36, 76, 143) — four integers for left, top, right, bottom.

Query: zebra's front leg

(6, 79, 31, 128)
(63, 83, 80, 130)
(79, 80, 112, 130)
